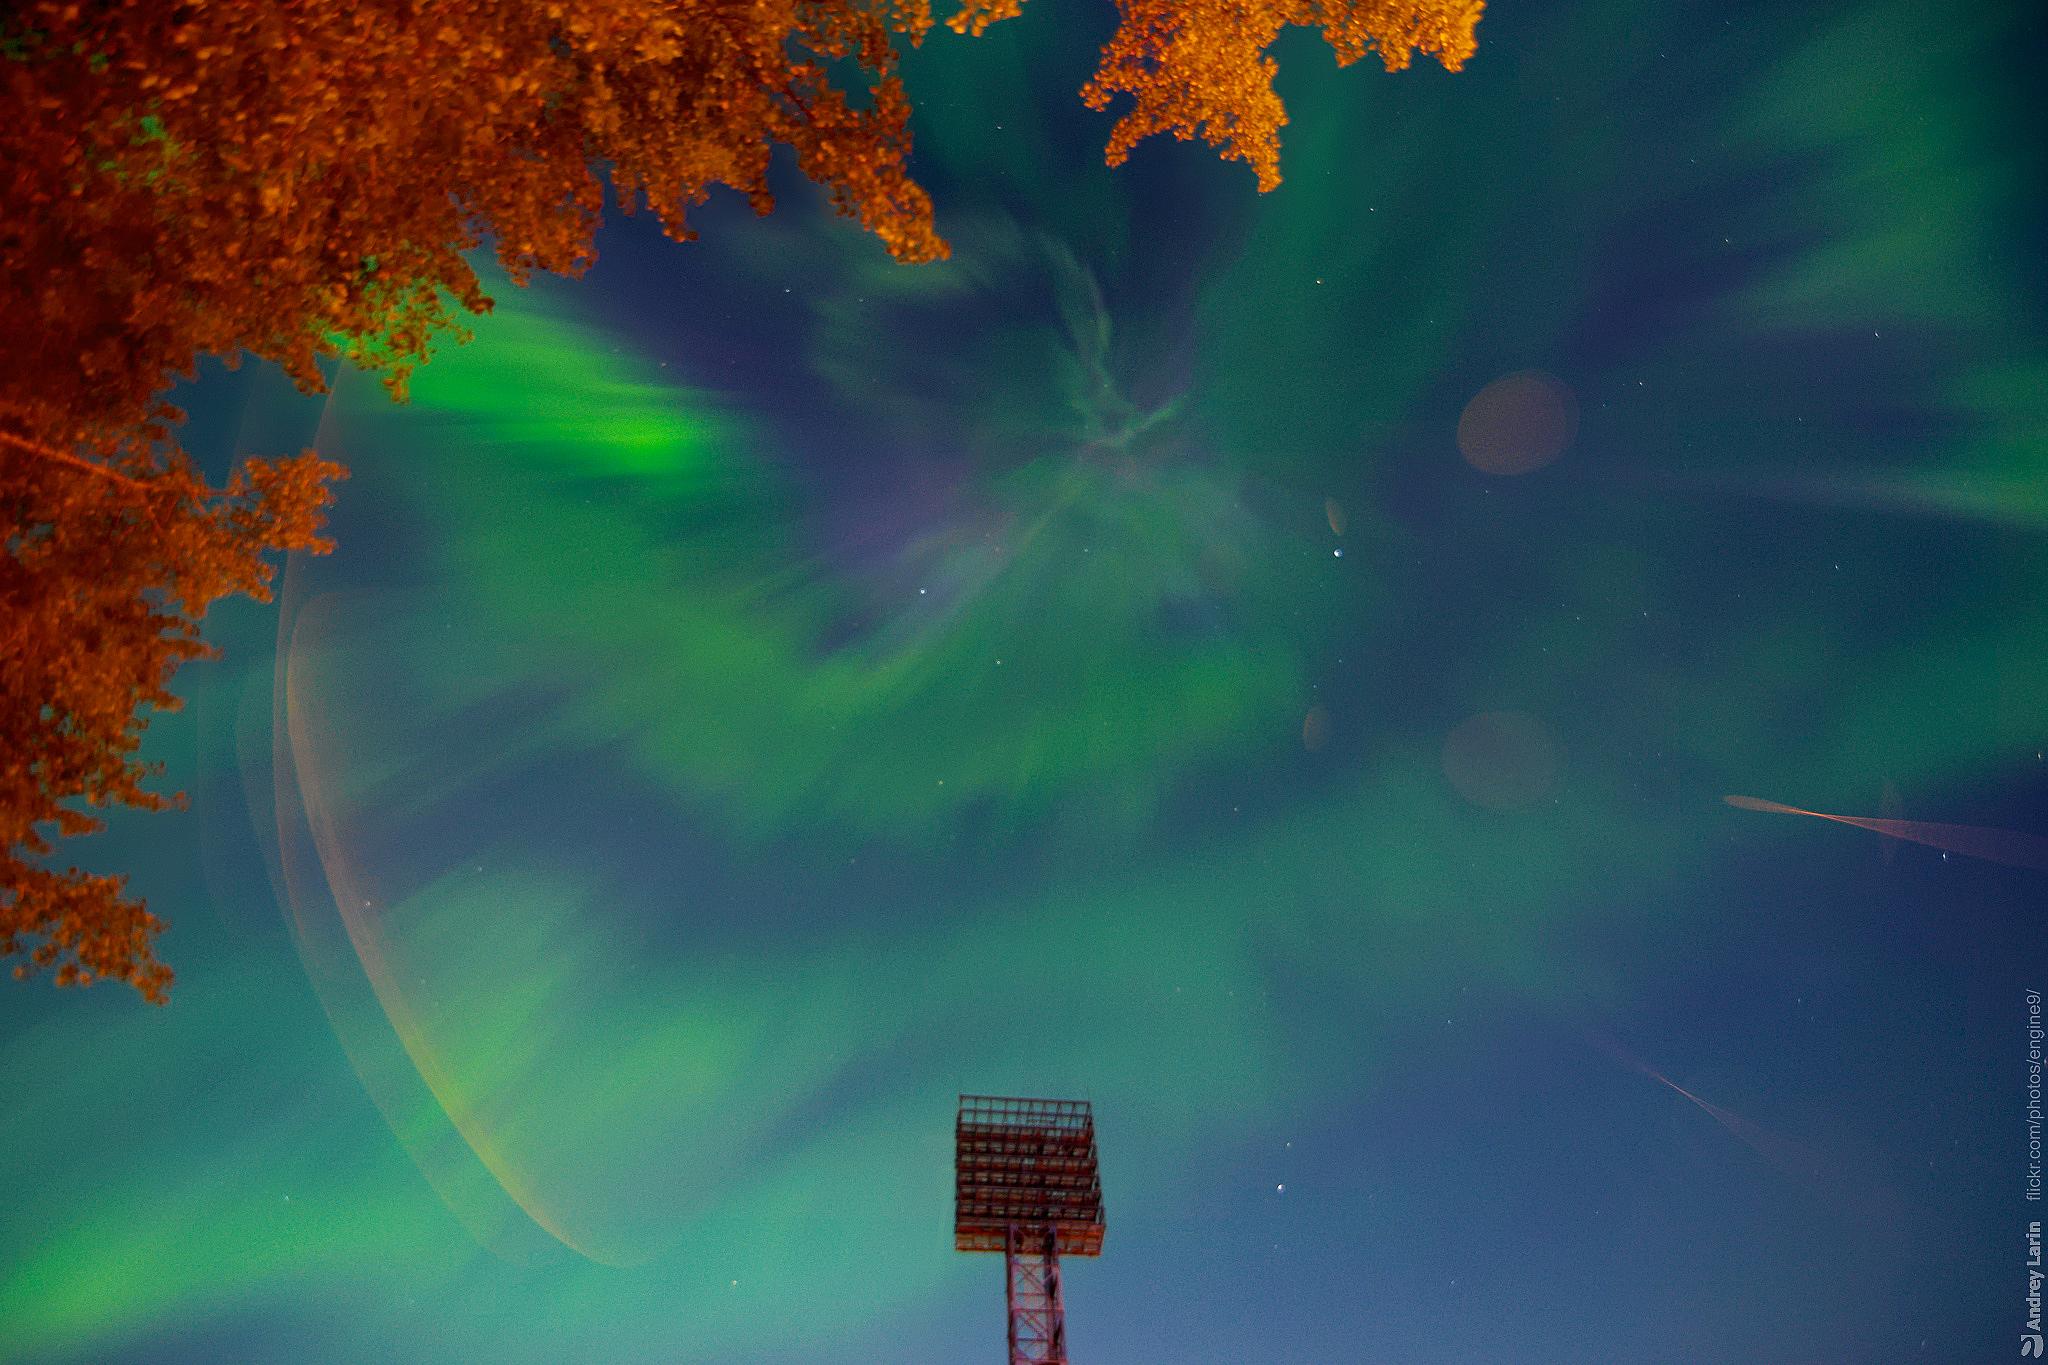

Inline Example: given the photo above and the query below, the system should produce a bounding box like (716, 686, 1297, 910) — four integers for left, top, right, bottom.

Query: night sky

(4, 1, 2045, 1360)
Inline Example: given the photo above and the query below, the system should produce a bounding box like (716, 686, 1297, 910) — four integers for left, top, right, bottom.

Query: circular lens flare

(1441, 710, 1560, 810)
(1457, 371, 1578, 476)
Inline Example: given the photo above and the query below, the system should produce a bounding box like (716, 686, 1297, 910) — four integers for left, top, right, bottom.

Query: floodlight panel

(954, 1095, 1106, 1257)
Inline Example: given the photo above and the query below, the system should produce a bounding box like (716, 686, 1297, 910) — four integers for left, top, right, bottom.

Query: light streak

(1588, 1032, 1822, 1181)
(1725, 794, 2048, 871)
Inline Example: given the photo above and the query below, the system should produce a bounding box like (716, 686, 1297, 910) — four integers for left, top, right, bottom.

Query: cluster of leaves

(1, 435, 339, 1002)
(1, 0, 1479, 1002)
(958, 0, 1483, 190)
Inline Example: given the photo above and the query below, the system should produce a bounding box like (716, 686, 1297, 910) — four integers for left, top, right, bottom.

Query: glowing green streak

(336, 283, 1312, 846)
(394, 285, 738, 485)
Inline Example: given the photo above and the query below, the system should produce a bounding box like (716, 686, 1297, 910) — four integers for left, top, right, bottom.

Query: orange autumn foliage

(1, 434, 339, 1003)
(958, 0, 1483, 190)
(3, 0, 954, 1003)
(1, 0, 1479, 1002)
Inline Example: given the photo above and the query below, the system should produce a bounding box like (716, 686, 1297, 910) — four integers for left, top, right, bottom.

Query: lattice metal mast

(954, 1095, 1105, 1365)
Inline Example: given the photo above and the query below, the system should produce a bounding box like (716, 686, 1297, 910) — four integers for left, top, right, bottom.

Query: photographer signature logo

(2026, 1219, 2043, 1355)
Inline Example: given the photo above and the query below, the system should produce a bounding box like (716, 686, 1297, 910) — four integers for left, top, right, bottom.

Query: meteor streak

(1588, 1032, 1821, 1181)
(1724, 794, 2048, 871)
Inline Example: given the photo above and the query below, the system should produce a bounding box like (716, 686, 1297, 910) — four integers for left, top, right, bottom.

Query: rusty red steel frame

(955, 1095, 1105, 1365)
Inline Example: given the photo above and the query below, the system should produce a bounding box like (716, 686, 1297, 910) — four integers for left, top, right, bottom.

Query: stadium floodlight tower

(954, 1095, 1105, 1365)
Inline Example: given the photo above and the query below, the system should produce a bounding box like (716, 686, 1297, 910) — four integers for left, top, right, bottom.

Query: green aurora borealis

(3, 0, 2044, 1359)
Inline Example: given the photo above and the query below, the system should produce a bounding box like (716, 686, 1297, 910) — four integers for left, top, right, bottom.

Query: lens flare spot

(1324, 497, 1346, 536)
(1457, 371, 1577, 476)
(1302, 705, 1331, 752)
(1442, 710, 1559, 810)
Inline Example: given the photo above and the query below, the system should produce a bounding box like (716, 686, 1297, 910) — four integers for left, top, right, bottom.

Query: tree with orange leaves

(2, 0, 1480, 1001)
(1, 435, 340, 1003)
(955, 0, 1483, 190)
